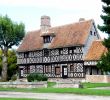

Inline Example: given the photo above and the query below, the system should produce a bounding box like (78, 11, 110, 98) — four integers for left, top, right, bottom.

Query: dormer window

(43, 36, 52, 43)
(41, 32, 55, 44)
(90, 31, 92, 35)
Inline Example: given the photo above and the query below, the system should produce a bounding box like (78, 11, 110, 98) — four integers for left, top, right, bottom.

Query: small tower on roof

(40, 15, 51, 32)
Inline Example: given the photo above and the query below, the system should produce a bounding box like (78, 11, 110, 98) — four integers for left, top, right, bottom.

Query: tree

(98, 0, 110, 36)
(97, 0, 110, 72)
(97, 52, 110, 72)
(0, 50, 17, 80)
(0, 15, 25, 81)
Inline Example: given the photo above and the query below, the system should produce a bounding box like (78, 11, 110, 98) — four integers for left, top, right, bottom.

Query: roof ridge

(49, 19, 93, 29)
(26, 19, 93, 33)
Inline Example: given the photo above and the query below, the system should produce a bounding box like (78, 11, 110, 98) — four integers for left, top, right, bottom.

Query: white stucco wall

(43, 43, 51, 48)
(83, 22, 101, 58)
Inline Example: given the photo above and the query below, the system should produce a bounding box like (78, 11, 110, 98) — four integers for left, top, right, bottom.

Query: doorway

(62, 65, 68, 78)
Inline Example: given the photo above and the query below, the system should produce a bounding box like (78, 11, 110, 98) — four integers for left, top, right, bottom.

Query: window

(44, 49, 49, 56)
(55, 67, 60, 75)
(60, 48, 63, 54)
(24, 52, 29, 58)
(94, 32, 96, 36)
(70, 65, 74, 72)
(90, 31, 92, 35)
(43, 36, 52, 43)
(45, 65, 51, 73)
(68, 47, 73, 54)
(90, 67, 92, 75)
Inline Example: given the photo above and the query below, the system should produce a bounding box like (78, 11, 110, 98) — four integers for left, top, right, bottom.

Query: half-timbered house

(17, 15, 104, 81)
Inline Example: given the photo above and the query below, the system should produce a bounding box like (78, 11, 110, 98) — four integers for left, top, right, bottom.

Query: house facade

(17, 16, 105, 82)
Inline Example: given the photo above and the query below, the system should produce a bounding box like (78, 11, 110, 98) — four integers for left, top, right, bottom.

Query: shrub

(27, 73, 48, 82)
(42, 75, 48, 81)
(37, 74, 42, 81)
(27, 73, 34, 82)
(11, 75, 17, 81)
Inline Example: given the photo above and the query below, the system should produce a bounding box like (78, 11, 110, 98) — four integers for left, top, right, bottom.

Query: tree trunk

(1, 47, 8, 81)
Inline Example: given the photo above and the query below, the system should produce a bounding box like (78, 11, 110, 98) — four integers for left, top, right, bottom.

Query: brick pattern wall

(86, 75, 110, 83)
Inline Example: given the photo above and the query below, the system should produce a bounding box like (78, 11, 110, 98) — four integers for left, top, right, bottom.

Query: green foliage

(102, 37, 110, 50)
(0, 15, 25, 81)
(98, 0, 110, 35)
(27, 73, 48, 82)
(7, 50, 18, 80)
(11, 75, 17, 81)
(1, 87, 110, 96)
(97, 52, 110, 72)
(97, 0, 110, 72)
(0, 15, 25, 48)
(27, 73, 35, 82)
(0, 98, 38, 100)
(47, 82, 56, 88)
(102, 0, 110, 5)
(0, 50, 17, 80)
(0, 50, 2, 75)
(41, 75, 48, 81)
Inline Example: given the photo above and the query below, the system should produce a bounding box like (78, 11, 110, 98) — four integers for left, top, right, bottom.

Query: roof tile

(17, 20, 93, 52)
(84, 40, 107, 61)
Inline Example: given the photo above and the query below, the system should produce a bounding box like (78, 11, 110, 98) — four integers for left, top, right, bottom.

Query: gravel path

(0, 91, 110, 100)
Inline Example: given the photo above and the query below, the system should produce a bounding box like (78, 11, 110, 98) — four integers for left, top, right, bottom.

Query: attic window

(94, 32, 96, 36)
(43, 36, 52, 43)
(90, 31, 92, 35)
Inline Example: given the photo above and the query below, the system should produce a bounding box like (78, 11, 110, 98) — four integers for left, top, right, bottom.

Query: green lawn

(0, 98, 38, 100)
(47, 82, 56, 88)
(82, 82, 110, 88)
(0, 87, 110, 96)
(0, 82, 110, 96)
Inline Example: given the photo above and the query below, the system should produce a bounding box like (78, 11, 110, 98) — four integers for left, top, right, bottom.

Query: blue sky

(0, 0, 107, 38)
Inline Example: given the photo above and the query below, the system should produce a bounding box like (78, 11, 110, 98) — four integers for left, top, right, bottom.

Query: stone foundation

(54, 82, 79, 88)
(48, 78, 85, 83)
(3, 75, 109, 88)
(0, 81, 47, 88)
(48, 75, 110, 84)
(48, 78, 85, 88)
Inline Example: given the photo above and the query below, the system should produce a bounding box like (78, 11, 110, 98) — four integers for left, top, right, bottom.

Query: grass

(82, 82, 110, 88)
(0, 82, 110, 96)
(1, 87, 110, 96)
(47, 82, 56, 88)
(0, 98, 40, 100)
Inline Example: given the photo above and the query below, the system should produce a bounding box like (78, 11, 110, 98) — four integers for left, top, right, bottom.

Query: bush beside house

(27, 73, 48, 82)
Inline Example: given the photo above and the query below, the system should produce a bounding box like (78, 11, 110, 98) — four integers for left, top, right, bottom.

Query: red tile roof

(84, 40, 107, 61)
(17, 20, 93, 52)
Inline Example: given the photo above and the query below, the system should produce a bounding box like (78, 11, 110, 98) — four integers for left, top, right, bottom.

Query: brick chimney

(79, 18, 85, 22)
(40, 15, 51, 32)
